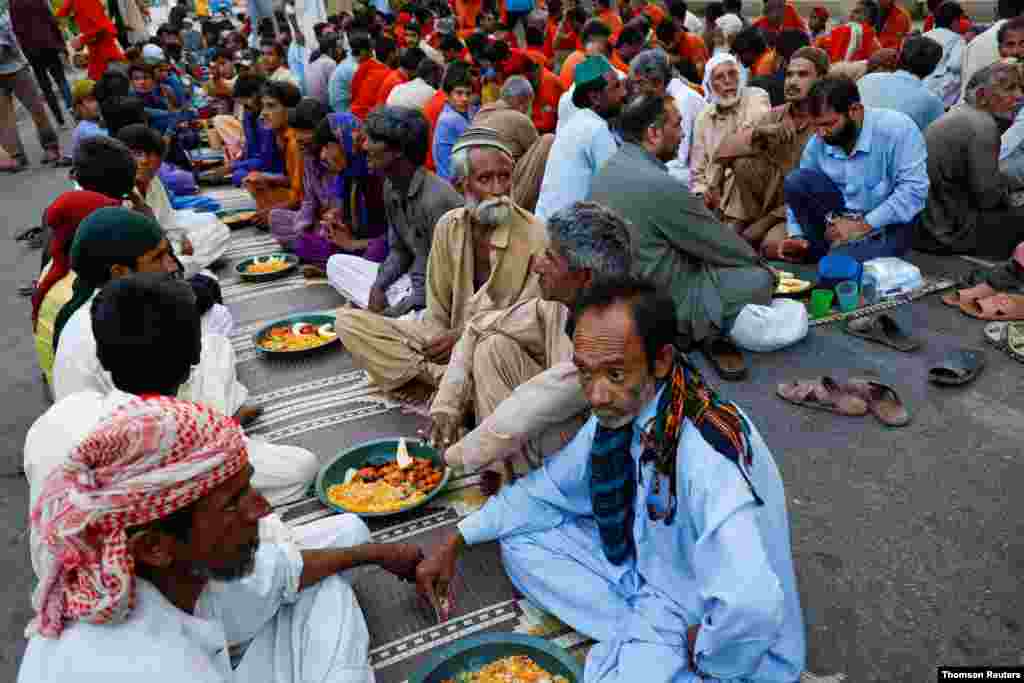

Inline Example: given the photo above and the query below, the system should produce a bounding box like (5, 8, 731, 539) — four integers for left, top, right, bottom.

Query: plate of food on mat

(317, 437, 451, 518)
(220, 209, 259, 228)
(774, 271, 813, 296)
(252, 313, 339, 355)
(235, 252, 299, 281)
(409, 633, 583, 683)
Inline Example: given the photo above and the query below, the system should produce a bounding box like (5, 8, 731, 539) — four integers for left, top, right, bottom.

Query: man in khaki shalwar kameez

(426, 202, 633, 492)
(335, 128, 548, 392)
(712, 47, 829, 251)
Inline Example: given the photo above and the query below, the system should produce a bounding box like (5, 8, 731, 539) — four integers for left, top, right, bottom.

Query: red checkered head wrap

(29, 396, 249, 639)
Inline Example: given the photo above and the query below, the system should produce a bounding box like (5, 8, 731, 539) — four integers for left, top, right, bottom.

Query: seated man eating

(20, 289, 423, 681)
(428, 201, 632, 492)
(335, 127, 546, 394)
(778, 76, 929, 263)
(417, 278, 806, 682)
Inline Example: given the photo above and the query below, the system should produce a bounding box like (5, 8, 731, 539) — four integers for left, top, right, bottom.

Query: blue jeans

(784, 168, 915, 263)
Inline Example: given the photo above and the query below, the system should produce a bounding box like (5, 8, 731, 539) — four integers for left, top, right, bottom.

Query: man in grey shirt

(364, 106, 464, 317)
(0, 10, 63, 172)
(917, 62, 1024, 259)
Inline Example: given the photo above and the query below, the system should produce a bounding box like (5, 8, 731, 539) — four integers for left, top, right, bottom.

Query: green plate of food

(251, 313, 340, 355)
(316, 437, 450, 518)
(235, 252, 299, 282)
(409, 633, 583, 683)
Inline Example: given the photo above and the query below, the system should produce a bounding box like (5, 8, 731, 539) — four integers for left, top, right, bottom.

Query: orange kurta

(531, 65, 563, 134)
(376, 69, 408, 106)
(816, 23, 880, 63)
(923, 14, 972, 34)
(350, 59, 392, 120)
(675, 31, 708, 72)
(56, 0, 124, 80)
(423, 88, 447, 171)
(750, 48, 779, 76)
(752, 4, 809, 42)
(598, 8, 624, 41)
(877, 4, 911, 49)
(638, 2, 667, 27)
(543, 19, 580, 59)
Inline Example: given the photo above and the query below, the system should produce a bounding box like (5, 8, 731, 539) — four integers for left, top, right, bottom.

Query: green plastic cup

(810, 289, 834, 318)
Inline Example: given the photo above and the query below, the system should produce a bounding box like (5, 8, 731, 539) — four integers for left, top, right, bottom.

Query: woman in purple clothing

(285, 112, 389, 273)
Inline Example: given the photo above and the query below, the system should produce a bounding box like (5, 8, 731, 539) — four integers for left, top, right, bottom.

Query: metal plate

(235, 252, 299, 282)
(408, 633, 583, 683)
(251, 312, 340, 356)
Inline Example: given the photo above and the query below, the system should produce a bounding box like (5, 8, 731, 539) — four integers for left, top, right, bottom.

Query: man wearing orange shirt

(815, 0, 881, 63)
(524, 23, 551, 68)
(630, 0, 667, 27)
(350, 34, 395, 120)
(423, 71, 450, 171)
(524, 52, 563, 133)
(752, 0, 809, 47)
(56, 0, 125, 80)
(544, 2, 584, 62)
(377, 47, 424, 105)
(734, 25, 780, 77)
(876, 0, 912, 49)
(560, 19, 615, 89)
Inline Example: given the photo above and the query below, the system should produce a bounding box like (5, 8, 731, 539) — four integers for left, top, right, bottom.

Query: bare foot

(302, 264, 327, 279)
(234, 404, 264, 427)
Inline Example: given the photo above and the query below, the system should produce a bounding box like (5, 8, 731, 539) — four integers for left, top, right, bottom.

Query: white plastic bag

(729, 299, 809, 352)
(863, 258, 923, 297)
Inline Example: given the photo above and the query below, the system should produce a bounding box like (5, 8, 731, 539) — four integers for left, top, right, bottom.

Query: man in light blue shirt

(535, 56, 625, 221)
(858, 35, 946, 132)
(781, 76, 929, 263)
(416, 278, 805, 683)
(328, 36, 361, 113)
(432, 61, 477, 181)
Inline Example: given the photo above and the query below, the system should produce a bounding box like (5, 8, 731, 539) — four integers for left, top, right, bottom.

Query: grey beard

(717, 93, 741, 109)
(188, 539, 259, 582)
(465, 195, 512, 227)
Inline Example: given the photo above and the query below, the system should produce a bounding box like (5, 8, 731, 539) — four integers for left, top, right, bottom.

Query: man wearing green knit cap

(535, 55, 625, 221)
(49, 207, 320, 507)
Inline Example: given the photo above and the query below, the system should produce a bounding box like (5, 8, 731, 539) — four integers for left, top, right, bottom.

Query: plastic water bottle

(861, 272, 880, 305)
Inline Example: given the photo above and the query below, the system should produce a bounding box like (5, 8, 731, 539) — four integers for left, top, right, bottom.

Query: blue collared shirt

(857, 70, 945, 132)
(432, 102, 476, 181)
(787, 107, 929, 237)
(458, 387, 806, 681)
(328, 55, 358, 113)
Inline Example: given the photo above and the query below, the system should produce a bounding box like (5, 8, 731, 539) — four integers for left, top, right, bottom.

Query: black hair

(776, 28, 810, 61)
(581, 18, 612, 43)
(858, 0, 880, 27)
(312, 115, 336, 152)
(262, 79, 302, 107)
(654, 21, 677, 44)
(128, 62, 155, 79)
(440, 34, 465, 53)
(417, 57, 443, 87)
(117, 123, 166, 157)
(364, 105, 430, 166)
(525, 25, 545, 47)
(732, 25, 768, 57)
(465, 31, 490, 59)
(567, 6, 587, 25)
(934, 1, 965, 28)
(899, 35, 943, 78)
(486, 40, 510, 64)
(807, 75, 861, 116)
(260, 39, 286, 58)
(572, 70, 610, 109)
(287, 97, 327, 130)
(375, 35, 398, 62)
(99, 95, 147, 137)
(574, 277, 677, 373)
(668, 0, 690, 21)
(619, 94, 669, 144)
(319, 34, 341, 58)
(400, 46, 426, 71)
(92, 273, 201, 397)
(156, 23, 181, 37)
(722, 0, 743, 14)
(442, 60, 474, 93)
(349, 31, 373, 54)
(93, 70, 132, 103)
(233, 71, 267, 98)
(704, 1, 725, 22)
(999, 14, 1024, 44)
(313, 20, 330, 38)
(73, 136, 137, 199)
(749, 74, 785, 105)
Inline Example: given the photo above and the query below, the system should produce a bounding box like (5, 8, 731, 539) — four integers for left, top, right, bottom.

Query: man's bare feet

(302, 264, 327, 279)
(234, 404, 264, 428)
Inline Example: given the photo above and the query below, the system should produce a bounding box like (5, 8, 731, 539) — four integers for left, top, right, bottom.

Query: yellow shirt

(34, 265, 77, 387)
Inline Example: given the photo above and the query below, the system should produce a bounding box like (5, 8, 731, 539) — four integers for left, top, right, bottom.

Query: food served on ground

(258, 321, 337, 352)
(442, 655, 570, 683)
(245, 254, 292, 274)
(326, 455, 444, 513)
(224, 210, 257, 226)
(777, 277, 812, 294)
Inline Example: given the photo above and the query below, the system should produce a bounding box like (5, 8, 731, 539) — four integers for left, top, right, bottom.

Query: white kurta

(18, 514, 375, 683)
(147, 177, 231, 278)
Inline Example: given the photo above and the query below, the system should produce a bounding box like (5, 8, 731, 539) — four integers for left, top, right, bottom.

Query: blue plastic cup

(836, 280, 859, 313)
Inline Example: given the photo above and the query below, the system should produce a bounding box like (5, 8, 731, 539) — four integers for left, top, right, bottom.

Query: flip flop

(942, 282, 997, 308)
(14, 226, 42, 242)
(984, 321, 1008, 349)
(776, 377, 869, 416)
(928, 349, 986, 386)
(1007, 321, 1024, 363)
(844, 378, 911, 427)
(844, 314, 921, 352)
(702, 336, 748, 381)
(960, 293, 1024, 321)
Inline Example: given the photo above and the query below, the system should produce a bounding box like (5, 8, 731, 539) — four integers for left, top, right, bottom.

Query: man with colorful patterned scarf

(417, 277, 805, 682)
(19, 277, 425, 683)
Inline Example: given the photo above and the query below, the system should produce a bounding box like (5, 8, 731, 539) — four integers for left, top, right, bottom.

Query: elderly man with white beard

(334, 127, 548, 394)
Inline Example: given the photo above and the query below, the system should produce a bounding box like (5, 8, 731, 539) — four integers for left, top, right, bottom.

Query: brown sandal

(844, 378, 910, 427)
(776, 377, 868, 416)
(960, 293, 1024, 321)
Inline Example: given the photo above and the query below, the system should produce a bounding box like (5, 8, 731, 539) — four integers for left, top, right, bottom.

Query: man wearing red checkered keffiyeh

(21, 386, 426, 682)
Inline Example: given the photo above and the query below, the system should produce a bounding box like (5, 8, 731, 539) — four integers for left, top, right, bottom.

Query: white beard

(716, 93, 741, 109)
(465, 195, 512, 227)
